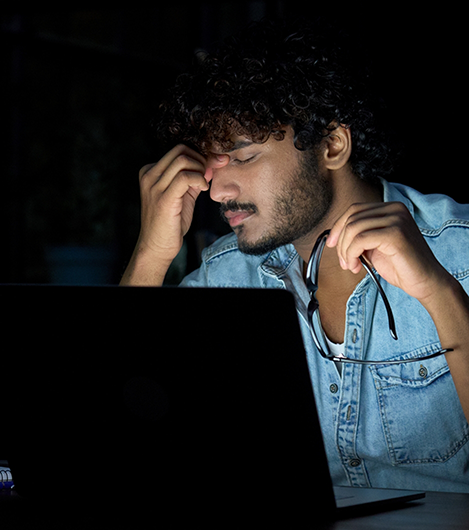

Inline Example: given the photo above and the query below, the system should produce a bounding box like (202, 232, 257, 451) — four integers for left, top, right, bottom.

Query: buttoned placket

(335, 290, 370, 487)
(303, 266, 377, 488)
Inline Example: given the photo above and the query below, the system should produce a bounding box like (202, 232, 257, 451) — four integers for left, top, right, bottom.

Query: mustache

(219, 200, 258, 221)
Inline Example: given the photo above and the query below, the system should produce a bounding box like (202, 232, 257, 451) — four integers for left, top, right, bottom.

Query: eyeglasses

(305, 229, 453, 365)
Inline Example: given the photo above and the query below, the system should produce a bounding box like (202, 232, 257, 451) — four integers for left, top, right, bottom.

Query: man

(121, 20, 469, 492)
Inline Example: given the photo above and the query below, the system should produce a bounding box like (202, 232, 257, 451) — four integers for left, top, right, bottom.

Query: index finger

(326, 202, 383, 248)
(325, 203, 363, 248)
(144, 144, 208, 181)
(139, 163, 158, 179)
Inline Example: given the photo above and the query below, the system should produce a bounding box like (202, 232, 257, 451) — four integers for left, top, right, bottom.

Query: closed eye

(232, 155, 257, 166)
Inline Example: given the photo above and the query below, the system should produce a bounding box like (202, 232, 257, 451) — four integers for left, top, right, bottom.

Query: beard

(220, 151, 333, 255)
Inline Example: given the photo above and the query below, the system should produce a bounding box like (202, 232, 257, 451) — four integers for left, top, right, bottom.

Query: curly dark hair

(155, 19, 393, 182)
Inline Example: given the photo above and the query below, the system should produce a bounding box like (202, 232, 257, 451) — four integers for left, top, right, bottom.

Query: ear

(321, 124, 352, 171)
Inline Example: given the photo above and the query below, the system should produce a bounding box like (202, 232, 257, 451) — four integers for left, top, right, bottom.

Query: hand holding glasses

(305, 230, 453, 365)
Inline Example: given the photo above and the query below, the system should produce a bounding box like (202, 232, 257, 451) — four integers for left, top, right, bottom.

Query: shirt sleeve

(179, 262, 210, 287)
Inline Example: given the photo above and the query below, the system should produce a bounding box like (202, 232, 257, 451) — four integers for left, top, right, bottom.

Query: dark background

(2, 3, 466, 285)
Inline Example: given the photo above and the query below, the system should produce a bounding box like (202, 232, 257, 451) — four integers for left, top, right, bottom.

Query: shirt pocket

(369, 345, 469, 465)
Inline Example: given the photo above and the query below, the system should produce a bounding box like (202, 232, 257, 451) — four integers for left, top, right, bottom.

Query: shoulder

(385, 180, 469, 280)
(385, 180, 469, 231)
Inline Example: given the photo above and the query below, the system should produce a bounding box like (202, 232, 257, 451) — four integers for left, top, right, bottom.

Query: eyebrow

(224, 140, 254, 153)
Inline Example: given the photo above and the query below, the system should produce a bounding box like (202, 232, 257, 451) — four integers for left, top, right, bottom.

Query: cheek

(257, 162, 297, 205)
(250, 161, 290, 197)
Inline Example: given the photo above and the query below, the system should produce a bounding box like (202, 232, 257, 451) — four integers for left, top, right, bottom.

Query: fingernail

(325, 232, 336, 247)
(204, 167, 213, 182)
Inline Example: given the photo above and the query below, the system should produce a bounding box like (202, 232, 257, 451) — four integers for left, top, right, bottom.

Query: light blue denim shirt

(180, 180, 469, 493)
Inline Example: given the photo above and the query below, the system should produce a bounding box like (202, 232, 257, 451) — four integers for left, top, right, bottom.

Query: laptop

(3, 285, 424, 526)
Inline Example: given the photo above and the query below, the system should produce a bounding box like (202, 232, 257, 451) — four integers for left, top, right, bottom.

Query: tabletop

(325, 490, 469, 530)
(0, 489, 468, 529)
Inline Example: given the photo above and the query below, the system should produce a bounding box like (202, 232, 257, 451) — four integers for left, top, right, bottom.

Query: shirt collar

(381, 178, 415, 218)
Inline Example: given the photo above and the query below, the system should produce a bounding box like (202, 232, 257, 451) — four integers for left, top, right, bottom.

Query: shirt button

(330, 383, 339, 394)
(349, 458, 361, 467)
(419, 365, 428, 378)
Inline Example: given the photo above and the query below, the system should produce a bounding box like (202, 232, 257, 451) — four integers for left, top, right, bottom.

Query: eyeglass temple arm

(359, 255, 398, 341)
(331, 348, 453, 365)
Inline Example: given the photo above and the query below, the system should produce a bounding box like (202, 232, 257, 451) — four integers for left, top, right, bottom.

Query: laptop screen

(5, 285, 336, 525)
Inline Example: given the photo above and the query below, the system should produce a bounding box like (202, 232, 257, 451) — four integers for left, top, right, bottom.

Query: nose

(209, 165, 241, 203)
(205, 155, 240, 203)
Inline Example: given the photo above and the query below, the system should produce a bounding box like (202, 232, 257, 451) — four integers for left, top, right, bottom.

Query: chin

(236, 233, 291, 256)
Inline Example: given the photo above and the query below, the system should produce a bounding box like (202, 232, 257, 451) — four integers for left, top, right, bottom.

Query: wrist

(120, 242, 174, 287)
(418, 269, 463, 318)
